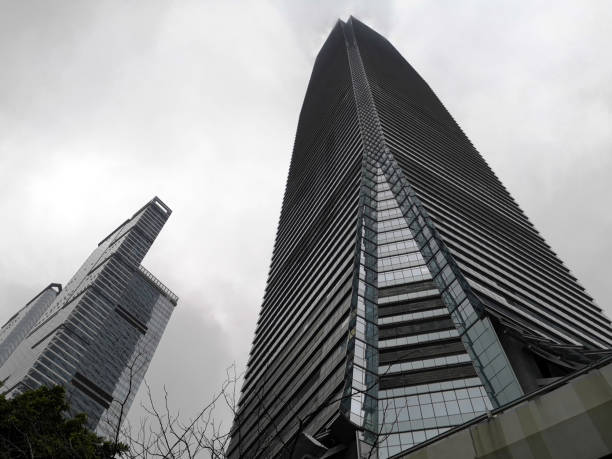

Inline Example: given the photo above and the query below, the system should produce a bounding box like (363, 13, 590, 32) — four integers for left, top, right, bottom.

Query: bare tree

(107, 351, 148, 449)
(366, 392, 404, 459)
(113, 364, 242, 459)
(104, 355, 397, 458)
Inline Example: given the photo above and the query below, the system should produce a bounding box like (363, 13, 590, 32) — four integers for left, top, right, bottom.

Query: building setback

(227, 17, 612, 458)
(0, 197, 177, 437)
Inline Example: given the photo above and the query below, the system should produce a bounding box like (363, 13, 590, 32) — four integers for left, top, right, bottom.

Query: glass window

(408, 405, 421, 420)
(458, 399, 473, 414)
(433, 402, 447, 417)
(421, 404, 434, 418)
(445, 400, 460, 415)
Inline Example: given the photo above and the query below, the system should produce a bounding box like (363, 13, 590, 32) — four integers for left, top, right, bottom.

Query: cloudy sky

(1, 0, 611, 441)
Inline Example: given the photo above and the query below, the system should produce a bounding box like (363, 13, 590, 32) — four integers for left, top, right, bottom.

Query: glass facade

(0, 284, 62, 367)
(228, 17, 612, 458)
(0, 284, 61, 367)
(0, 197, 177, 437)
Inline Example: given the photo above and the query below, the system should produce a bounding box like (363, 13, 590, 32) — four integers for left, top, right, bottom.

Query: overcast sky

(1, 0, 611, 445)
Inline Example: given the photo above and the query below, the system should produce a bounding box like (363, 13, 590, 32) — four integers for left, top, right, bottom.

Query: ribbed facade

(0, 197, 177, 437)
(229, 23, 361, 457)
(0, 284, 61, 368)
(228, 17, 612, 459)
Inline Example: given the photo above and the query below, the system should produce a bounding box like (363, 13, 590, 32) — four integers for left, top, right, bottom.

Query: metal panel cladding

(229, 16, 612, 459)
(228, 22, 365, 458)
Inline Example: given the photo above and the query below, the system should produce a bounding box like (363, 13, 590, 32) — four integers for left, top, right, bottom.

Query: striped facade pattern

(0, 197, 177, 436)
(228, 17, 612, 458)
(0, 284, 60, 368)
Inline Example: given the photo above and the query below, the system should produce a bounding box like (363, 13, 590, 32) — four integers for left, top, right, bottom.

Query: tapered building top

(228, 17, 612, 458)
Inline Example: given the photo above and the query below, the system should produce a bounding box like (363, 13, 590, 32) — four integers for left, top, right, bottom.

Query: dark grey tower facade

(228, 18, 612, 458)
(0, 197, 177, 437)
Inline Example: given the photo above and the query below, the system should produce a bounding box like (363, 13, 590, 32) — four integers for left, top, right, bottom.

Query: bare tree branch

(112, 363, 242, 458)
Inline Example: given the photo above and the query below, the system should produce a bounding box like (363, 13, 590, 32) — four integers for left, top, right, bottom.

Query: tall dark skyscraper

(0, 197, 177, 437)
(227, 17, 612, 458)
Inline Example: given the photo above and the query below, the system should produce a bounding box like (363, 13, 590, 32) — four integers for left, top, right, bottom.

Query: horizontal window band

(115, 305, 148, 335)
(378, 307, 449, 326)
(380, 339, 466, 365)
(379, 297, 445, 317)
(379, 328, 459, 349)
(379, 280, 437, 299)
(380, 318, 455, 340)
(71, 372, 113, 408)
(71, 380, 110, 409)
(379, 353, 471, 375)
(31, 325, 63, 349)
(380, 363, 477, 390)
(378, 376, 484, 399)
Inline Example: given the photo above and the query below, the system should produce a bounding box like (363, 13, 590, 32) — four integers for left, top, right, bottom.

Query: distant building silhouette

(227, 17, 612, 458)
(0, 284, 61, 368)
(0, 197, 177, 437)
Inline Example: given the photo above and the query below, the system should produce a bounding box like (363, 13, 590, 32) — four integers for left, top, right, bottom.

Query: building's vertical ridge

(339, 18, 381, 456)
(229, 16, 612, 459)
(346, 17, 523, 407)
(342, 18, 521, 456)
